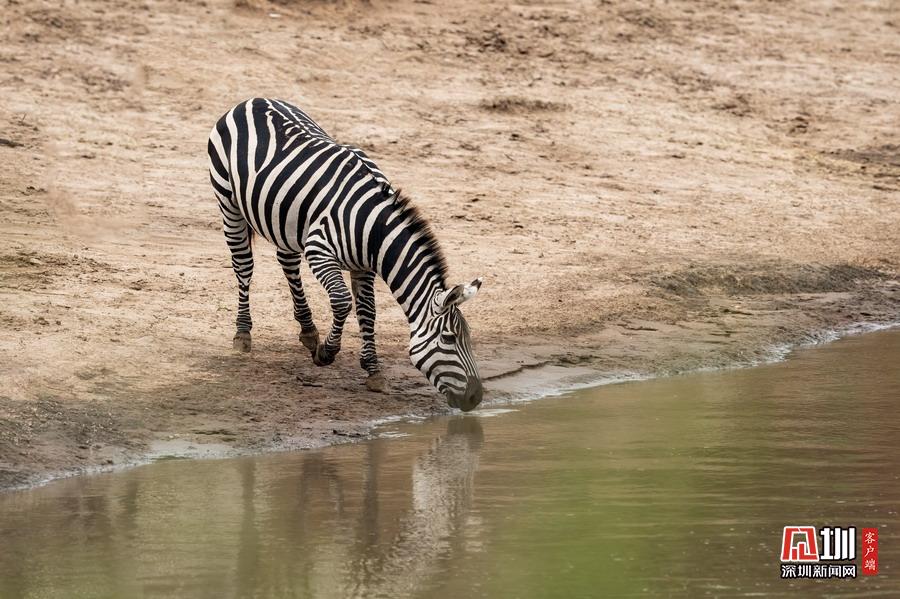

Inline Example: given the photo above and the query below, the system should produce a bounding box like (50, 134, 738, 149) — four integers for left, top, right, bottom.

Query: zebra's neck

(371, 199, 447, 333)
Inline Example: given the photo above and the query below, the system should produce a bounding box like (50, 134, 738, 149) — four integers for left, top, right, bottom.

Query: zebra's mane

(388, 188, 449, 286)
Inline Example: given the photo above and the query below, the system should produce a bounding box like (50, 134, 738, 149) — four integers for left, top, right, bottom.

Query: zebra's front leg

(305, 249, 352, 367)
(276, 249, 319, 352)
(351, 271, 388, 393)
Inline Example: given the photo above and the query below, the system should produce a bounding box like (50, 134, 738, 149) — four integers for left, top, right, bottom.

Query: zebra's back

(207, 98, 391, 254)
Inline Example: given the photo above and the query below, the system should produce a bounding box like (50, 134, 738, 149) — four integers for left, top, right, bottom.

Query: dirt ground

(1, 0, 898, 490)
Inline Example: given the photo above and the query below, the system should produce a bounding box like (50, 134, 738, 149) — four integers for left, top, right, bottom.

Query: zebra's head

(410, 278, 483, 412)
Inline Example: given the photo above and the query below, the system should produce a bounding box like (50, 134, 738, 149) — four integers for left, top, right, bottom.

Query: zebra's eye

(440, 332, 456, 344)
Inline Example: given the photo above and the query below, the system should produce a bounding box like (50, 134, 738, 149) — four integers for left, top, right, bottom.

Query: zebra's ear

(462, 277, 483, 302)
(435, 285, 464, 311)
(436, 278, 483, 311)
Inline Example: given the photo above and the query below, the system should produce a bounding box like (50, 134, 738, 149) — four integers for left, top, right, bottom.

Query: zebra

(207, 98, 484, 411)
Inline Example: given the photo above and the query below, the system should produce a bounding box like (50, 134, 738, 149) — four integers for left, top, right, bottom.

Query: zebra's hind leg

(351, 271, 388, 393)
(223, 211, 254, 353)
(276, 249, 319, 353)
(305, 246, 352, 367)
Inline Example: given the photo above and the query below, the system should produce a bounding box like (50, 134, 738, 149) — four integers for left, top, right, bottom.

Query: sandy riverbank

(1, 0, 898, 490)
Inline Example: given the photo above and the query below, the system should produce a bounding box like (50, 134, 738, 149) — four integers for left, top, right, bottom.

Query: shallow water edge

(5, 318, 897, 495)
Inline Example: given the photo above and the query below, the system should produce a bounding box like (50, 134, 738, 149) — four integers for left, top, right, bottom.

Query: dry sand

(1, 0, 898, 489)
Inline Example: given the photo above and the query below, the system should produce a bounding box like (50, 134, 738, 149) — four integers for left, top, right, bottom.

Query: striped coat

(208, 99, 483, 411)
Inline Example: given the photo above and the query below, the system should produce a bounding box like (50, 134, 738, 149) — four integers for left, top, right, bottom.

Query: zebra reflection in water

(347, 417, 484, 597)
(231, 417, 484, 598)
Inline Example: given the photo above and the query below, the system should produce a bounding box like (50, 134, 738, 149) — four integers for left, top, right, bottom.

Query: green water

(1, 329, 898, 598)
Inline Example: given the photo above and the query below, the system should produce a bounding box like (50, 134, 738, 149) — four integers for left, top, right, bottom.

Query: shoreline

(5, 307, 897, 495)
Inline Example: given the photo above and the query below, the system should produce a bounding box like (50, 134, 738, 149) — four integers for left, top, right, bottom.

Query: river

(1, 329, 898, 598)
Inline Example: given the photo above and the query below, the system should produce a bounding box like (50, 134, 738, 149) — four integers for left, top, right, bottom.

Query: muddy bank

(1, 0, 899, 489)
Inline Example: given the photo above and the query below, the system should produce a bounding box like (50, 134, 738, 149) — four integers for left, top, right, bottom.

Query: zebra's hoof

(233, 331, 251, 353)
(313, 345, 337, 367)
(299, 327, 319, 352)
(365, 372, 389, 394)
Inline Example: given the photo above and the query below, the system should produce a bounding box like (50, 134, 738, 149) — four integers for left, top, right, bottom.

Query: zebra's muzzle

(447, 376, 483, 412)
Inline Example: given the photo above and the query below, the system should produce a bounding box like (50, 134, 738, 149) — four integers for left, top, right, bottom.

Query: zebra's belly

(233, 190, 311, 254)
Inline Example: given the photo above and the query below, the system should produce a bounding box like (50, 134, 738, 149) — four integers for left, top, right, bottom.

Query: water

(1, 330, 898, 598)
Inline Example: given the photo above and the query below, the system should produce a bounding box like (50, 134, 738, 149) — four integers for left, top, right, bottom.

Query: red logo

(781, 526, 819, 562)
(862, 528, 878, 576)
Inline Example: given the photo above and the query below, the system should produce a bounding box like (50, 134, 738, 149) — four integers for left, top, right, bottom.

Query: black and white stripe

(208, 98, 483, 410)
